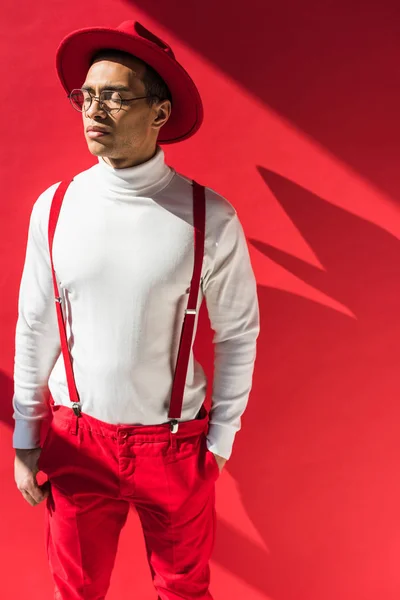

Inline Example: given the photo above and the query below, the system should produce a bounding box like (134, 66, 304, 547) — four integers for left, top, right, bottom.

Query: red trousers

(38, 405, 219, 600)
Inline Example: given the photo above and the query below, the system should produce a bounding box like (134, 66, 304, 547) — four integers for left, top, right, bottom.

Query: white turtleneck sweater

(12, 147, 259, 460)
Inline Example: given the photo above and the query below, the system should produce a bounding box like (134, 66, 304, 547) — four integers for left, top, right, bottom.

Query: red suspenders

(48, 179, 206, 431)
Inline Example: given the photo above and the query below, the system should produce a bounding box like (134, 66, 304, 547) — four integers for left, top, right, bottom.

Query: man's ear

(152, 100, 172, 131)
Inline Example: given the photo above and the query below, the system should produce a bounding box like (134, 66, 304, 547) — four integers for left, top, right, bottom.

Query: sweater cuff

(206, 422, 237, 460)
(13, 419, 42, 449)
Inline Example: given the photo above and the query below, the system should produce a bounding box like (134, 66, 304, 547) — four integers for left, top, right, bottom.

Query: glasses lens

(100, 90, 122, 113)
(69, 89, 89, 112)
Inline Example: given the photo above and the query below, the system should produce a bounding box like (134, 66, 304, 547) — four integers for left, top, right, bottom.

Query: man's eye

(102, 91, 120, 101)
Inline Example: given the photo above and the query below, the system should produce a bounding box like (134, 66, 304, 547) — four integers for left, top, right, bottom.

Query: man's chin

(86, 139, 113, 156)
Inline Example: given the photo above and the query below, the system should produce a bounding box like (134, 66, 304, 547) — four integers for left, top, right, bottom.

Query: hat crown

(117, 20, 175, 59)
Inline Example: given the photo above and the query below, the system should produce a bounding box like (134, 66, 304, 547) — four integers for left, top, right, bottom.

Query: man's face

(81, 53, 169, 163)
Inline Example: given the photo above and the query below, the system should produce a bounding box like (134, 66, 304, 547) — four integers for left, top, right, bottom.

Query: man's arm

(13, 186, 61, 504)
(202, 205, 260, 465)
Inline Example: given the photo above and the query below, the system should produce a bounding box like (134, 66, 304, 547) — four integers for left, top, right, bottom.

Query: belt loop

(70, 414, 79, 436)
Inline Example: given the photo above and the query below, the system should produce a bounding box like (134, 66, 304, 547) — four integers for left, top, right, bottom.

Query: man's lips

(87, 130, 110, 138)
(86, 126, 111, 138)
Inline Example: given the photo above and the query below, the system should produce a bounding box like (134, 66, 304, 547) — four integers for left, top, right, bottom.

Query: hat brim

(56, 27, 203, 144)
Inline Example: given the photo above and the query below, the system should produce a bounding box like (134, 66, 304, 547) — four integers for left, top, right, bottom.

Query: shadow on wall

(128, 0, 400, 202)
(200, 170, 399, 600)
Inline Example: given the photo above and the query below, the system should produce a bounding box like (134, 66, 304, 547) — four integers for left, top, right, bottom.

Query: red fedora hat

(56, 20, 204, 144)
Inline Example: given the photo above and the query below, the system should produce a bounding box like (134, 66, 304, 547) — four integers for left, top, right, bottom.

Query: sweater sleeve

(12, 186, 62, 449)
(202, 207, 260, 460)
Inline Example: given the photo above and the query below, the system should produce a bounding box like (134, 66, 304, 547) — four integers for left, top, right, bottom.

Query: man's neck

(101, 146, 157, 170)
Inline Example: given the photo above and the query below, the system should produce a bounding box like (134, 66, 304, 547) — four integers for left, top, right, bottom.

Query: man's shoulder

(31, 181, 63, 218)
(32, 164, 94, 216)
(172, 172, 237, 223)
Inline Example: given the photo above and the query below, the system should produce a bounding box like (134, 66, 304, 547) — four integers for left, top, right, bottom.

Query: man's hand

(14, 448, 50, 507)
(212, 453, 227, 473)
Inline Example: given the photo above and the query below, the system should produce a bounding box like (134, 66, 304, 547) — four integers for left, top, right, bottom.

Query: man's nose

(85, 97, 107, 119)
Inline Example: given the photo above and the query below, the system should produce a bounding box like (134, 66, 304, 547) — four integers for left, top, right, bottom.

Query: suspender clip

(185, 309, 197, 315)
(72, 402, 82, 417)
(170, 419, 179, 434)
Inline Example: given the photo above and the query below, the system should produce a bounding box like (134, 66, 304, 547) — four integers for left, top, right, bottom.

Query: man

(12, 20, 259, 600)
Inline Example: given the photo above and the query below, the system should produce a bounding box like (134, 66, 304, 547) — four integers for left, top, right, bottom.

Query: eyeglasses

(68, 88, 158, 114)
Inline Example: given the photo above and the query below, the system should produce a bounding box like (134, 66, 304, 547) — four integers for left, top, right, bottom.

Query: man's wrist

(13, 419, 42, 450)
(206, 422, 235, 460)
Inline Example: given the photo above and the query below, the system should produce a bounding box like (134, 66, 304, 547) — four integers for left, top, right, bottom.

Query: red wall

(1, 1, 400, 598)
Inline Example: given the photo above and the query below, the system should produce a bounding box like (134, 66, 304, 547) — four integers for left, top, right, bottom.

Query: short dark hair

(90, 49, 172, 107)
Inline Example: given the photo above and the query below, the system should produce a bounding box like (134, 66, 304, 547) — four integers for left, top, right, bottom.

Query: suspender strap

(168, 181, 206, 419)
(48, 179, 81, 409)
(48, 179, 206, 422)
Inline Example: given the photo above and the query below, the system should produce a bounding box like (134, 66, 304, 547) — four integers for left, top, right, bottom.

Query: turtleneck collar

(93, 146, 174, 199)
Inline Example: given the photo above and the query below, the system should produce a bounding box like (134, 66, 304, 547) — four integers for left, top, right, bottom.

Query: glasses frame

(68, 88, 159, 114)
